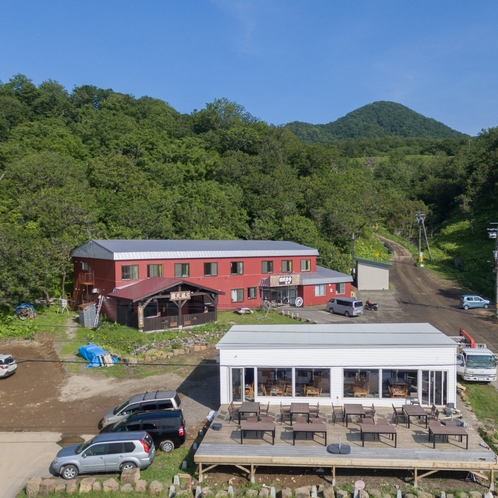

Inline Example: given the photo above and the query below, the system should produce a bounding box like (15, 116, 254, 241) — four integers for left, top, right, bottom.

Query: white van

(326, 298, 363, 317)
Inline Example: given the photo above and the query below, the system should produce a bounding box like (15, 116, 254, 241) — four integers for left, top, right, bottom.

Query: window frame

(248, 287, 257, 299)
(300, 259, 311, 272)
(315, 284, 326, 296)
(204, 262, 218, 277)
(174, 263, 190, 278)
(231, 288, 244, 303)
(147, 264, 163, 278)
(262, 260, 274, 274)
(282, 260, 293, 273)
(336, 282, 346, 294)
(230, 261, 244, 275)
(122, 264, 139, 281)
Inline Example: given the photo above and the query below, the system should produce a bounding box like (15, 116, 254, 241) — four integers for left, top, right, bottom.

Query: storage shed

(355, 257, 392, 290)
(217, 323, 457, 407)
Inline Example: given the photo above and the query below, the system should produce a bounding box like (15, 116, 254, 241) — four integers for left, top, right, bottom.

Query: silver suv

(52, 431, 155, 480)
(99, 390, 181, 428)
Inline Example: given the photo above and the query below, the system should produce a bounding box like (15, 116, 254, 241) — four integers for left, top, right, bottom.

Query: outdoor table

(292, 422, 327, 446)
(305, 386, 320, 397)
(360, 424, 397, 447)
(238, 401, 260, 424)
(344, 403, 365, 427)
(270, 385, 284, 396)
(428, 424, 468, 449)
(403, 403, 428, 428)
(290, 403, 310, 425)
(240, 420, 275, 445)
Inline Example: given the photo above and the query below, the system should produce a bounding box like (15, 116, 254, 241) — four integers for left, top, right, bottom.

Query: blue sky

(1, 1, 496, 136)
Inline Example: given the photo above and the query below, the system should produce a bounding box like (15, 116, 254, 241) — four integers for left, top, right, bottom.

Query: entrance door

(421, 370, 447, 405)
(230, 368, 255, 402)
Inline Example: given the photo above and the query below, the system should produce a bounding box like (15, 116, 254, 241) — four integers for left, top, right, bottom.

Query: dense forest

(285, 102, 466, 145)
(0, 74, 496, 309)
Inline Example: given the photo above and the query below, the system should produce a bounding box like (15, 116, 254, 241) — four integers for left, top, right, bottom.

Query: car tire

(463, 305, 469, 310)
(120, 461, 137, 472)
(61, 464, 78, 480)
(484, 304, 490, 309)
(328, 308, 334, 314)
(160, 440, 175, 453)
(344, 311, 350, 317)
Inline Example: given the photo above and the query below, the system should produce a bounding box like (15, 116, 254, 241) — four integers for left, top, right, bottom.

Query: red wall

(73, 253, 351, 311)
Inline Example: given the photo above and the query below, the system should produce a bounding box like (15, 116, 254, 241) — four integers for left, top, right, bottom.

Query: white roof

(217, 323, 457, 350)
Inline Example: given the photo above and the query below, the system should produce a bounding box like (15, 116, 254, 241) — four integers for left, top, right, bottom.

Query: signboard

(269, 275, 300, 287)
(170, 291, 191, 301)
(138, 305, 144, 329)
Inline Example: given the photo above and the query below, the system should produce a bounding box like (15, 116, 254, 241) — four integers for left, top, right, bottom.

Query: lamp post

(487, 223, 498, 315)
(415, 211, 425, 266)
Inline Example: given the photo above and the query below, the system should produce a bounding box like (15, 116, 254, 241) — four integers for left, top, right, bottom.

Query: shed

(355, 257, 392, 290)
(216, 323, 457, 407)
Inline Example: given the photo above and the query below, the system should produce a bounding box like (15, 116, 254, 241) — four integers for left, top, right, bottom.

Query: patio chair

(365, 403, 376, 418)
(391, 404, 407, 426)
(428, 408, 440, 421)
(311, 416, 325, 425)
(260, 383, 268, 396)
(332, 403, 345, 425)
(310, 402, 320, 418)
(260, 401, 270, 417)
(280, 402, 292, 425)
(362, 416, 374, 425)
(376, 417, 389, 425)
(228, 401, 241, 424)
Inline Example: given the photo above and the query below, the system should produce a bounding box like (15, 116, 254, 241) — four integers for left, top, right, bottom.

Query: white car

(0, 354, 17, 378)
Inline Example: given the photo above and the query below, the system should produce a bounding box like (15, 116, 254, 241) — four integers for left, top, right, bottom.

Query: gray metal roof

(71, 240, 319, 261)
(217, 323, 457, 350)
(300, 265, 353, 284)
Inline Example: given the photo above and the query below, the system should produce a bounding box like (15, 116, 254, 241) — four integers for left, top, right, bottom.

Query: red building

(71, 240, 353, 330)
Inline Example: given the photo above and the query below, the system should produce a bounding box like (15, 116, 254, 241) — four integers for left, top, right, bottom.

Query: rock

(336, 490, 349, 498)
(417, 492, 433, 498)
(55, 483, 66, 493)
(202, 488, 214, 496)
(323, 487, 335, 498)
(121, 483, 134, 492)
(469, 493, 482, 498)
(368, 490, 381, 498)
(136, 480, 147, 492)
(39, 479, 56, 496)
(359, 490, 369, 498)
(215, 491, 228, 498)
(121, 467, 141, 484)
(149, 480, 164, 496)
(79, 477, 96, 493)
(295, 487, 311, 498)
(66, 480, 78, 494)
(26, 477, 42, 498)
(103, 478, 119, 492)
(246, 490, 259, 497)
(93, 481, 102, 492)
(281, 488, 293, 498)
(259, 488, 270, 497)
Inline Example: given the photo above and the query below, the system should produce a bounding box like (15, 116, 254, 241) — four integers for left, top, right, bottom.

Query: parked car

(0, 354, 17, 378)
(459, 295, 490, 310)
(99, 390, 181, 428)
(326, 297, 363, 317)
(52, 431, 155, 480)
(100, 409, 186, 452)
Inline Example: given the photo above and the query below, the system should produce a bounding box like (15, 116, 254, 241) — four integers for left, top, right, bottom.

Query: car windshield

(113, 399, 130, 415)
(0, 356, 13, 365)
(111, 417, 129, 431)
(76, 438, 95, 454)
(466, 354, 496, 369)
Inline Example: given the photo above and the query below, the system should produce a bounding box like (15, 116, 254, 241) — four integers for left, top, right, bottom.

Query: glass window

(257, 368, 292, 396)
(336, 282, 345, 294)
(262, 261, 273, 274)
(122, 265, 138, 281)
(282, 260, 293, 273)
(344, 369, 379, 398)
(300, 259, 311, 272)
(82, 262, 89, 270)
(230, 261, 244, 275)
(382, 369, 418, 399)
(315, 284, 326, 296)
(204, 262, 218, 276)
(295, 368, 330, 397)
(174, 263, 190, 278)
(231, 289, 244, 302)
(147, 264, 163, 278)
(248, 287, 257, 299)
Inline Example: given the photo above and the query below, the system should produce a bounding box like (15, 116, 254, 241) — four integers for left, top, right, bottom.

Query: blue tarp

(78, 343, 119, 368)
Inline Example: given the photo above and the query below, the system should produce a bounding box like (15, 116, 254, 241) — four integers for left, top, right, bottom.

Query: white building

(217, 323, 457, 407)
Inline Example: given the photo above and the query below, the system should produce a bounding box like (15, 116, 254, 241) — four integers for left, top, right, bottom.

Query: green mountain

(285, 101, 467, 145)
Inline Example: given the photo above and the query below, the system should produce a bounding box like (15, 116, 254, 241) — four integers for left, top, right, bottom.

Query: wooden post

(198, 463, 203, 483)
(413, 467, 418, 487)
(332, 465, 336, 486)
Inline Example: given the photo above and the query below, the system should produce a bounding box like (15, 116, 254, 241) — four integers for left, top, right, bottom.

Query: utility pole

(415, 211, 432, 265)
(351, 232, 356, 279)
(487, 223, 498, 315)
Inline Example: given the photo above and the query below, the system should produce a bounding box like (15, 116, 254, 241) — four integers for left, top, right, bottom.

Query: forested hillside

(0, 74, 496, 309)
(286, 101, 466, 145)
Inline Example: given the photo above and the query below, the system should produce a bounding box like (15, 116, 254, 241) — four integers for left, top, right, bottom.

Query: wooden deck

(194, 404, 498, 487)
